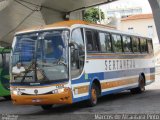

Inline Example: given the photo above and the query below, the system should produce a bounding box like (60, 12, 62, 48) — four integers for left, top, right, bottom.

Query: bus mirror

(69, 42, 78, 50)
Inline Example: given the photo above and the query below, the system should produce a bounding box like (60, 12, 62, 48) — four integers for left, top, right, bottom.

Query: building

(100, 1, 145, 26)
(101, 6, 143, 26)
(118, 13, 160, 67)
(118, 14, 158, 43)
(106, 7, 142, 18)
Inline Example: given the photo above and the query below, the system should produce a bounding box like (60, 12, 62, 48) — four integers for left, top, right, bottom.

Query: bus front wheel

(41, 105, 53, 110)
(130, 75, 145, 94)
(88, 83, 99, 107)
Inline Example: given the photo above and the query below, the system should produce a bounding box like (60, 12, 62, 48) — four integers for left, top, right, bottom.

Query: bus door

(70, 28, 85, 79)
(1, 51, 10, 90)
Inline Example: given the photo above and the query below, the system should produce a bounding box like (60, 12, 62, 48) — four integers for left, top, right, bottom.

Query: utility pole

(98, 6, 102, 24)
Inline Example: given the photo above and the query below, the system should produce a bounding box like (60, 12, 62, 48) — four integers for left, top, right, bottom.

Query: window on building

(132, 37, 140, 53)
(112, 34, 122, 52)
(128, 27, 134, 33)
(99, 32, 112, 53)
(122, 35, 132, 52)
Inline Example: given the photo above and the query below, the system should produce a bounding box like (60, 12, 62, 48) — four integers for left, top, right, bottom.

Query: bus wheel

(130, 75, 145, 94)
(41, 105, 53, 110)
(88, 83, 98, 107)
(3, 96, 11, 100)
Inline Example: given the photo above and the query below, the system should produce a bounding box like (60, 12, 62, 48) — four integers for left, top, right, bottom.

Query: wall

(118, 18, 159, 44)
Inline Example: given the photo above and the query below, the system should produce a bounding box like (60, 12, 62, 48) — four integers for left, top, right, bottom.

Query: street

(0, 75, 160, 120)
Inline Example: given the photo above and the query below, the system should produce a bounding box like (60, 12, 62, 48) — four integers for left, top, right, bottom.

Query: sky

(100, 0, 152, 14)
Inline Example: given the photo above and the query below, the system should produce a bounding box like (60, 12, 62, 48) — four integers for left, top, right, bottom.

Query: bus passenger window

(99, 32, 112, 53)
(147, 39, 153, 54)
(86, 30, 100, 52)
(71, 28, 85, 78)
(132, 37, 140, 53)
(86, 31, 93, 51)
(122, 36, 132, 53)
(112, 34, 122, 52)
(140, 38, 147, 53)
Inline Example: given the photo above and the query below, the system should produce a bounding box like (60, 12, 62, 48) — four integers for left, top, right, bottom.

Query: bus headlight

(52, 89, 58, 94)
(12, 90, 22, 95)
(17, 91, 22, 95)
(58, 88, 65, 93)
(12, 90, 18, 95)
(52, 88, 65, 94)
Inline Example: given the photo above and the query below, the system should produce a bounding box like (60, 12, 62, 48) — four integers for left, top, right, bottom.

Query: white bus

(10, 20, 155, 110)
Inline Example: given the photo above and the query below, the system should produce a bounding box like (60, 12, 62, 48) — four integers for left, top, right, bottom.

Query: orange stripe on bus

(87, 57, 153, 60)
(73, 85, 89, 94)
(87, 53, 154, 60)
(145, 74, 155, 80)
(73, 74, 155, 95)
(101, 77, 138, 90)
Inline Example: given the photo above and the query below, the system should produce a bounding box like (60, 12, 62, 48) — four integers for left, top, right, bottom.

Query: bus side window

(71, 28, 85, 78)
(112, 34, 122, 53)
(140, 38, 147, 53)
(147, 39, 153, 54)
(132, 37, 140, 53)
(86, 30, 100, 52)
(122, 35, 132, 53)
(99, 32, 112, 53)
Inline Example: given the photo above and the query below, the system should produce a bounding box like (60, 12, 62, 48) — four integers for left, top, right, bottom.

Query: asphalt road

(0, 75, 160, 120)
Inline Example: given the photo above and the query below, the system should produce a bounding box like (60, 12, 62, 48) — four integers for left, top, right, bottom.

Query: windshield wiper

(21, 60, 35, 83)
(21, 60, 49, 83)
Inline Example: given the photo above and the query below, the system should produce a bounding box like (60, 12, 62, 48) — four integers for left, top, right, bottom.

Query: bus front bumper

(11, 88, 72, 105)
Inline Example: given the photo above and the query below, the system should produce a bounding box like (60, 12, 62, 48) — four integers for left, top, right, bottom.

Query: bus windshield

(11, 29, 69, 84)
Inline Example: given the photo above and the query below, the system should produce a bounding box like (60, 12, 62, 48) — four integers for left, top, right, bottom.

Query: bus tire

(88, 83, 99, 107)
(41, 105, 53, 110)
(3, 96, 11, 100)
(130, 75, 145, 94)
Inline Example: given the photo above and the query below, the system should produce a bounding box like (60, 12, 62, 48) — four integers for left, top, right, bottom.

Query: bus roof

(16, 20, 116, 34)
(16, 20, 152, 39)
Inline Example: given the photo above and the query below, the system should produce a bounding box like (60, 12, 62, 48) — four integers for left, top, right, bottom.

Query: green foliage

(83, 7, 105, 23)
(0, 48, 11, 54)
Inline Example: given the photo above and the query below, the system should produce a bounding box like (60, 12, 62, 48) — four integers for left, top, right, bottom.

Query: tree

(83, 7, 105, 23)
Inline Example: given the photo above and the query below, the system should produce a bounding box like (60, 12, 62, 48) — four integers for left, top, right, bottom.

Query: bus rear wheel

(88, 83, 99, 107)
(41, 105, 53, 110)
(130, 75, 145, 94)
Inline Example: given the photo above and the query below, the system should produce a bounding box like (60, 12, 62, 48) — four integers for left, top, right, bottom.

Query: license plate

(32, 99, 41, 103)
